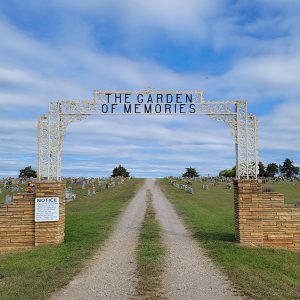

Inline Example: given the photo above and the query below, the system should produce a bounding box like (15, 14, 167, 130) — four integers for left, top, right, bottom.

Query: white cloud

(260, 100, 300, 151)
(0, 0, 299, 177)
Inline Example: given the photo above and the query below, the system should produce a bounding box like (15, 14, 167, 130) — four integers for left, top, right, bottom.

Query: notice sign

(35, 197, 59, 222)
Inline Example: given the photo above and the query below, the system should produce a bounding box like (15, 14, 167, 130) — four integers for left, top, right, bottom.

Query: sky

(0, 0, 299, 178)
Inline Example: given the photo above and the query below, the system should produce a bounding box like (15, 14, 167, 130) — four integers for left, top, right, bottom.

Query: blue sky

(0, 0, 299, 178)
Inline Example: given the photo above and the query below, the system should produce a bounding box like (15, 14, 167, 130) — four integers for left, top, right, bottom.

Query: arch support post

(235, 102, 258, 179)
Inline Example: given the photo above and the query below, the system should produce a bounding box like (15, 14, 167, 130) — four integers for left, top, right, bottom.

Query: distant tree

(219, 169, 231, 177)
(258, 162, 266, 177)
(279, 158, 300, 178)
(19, 166, 37, 178)
(265, 163, 279, 178)
(219, 166, 236, 178)
(182, 167, 199, 178)
(231, 166, 236, 177)
(111, 165, 130, 178)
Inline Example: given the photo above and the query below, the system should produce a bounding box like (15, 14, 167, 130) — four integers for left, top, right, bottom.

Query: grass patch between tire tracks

(135, 190, 166, 299)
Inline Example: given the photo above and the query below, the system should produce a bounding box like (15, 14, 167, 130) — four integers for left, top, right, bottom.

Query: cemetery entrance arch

(37, 90, 258, 180)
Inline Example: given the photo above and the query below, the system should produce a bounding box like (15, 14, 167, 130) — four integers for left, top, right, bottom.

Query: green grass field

(0, 179, 143, 300)
(159, 179, 300, 300)
(264, 181, 300, 203)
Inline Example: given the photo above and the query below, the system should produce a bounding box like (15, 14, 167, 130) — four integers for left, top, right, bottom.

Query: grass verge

(0, 178, 143, 300)
(159, 179, 300, 300)
(263, 181, 300, 203)
(135, 190, 166, 299)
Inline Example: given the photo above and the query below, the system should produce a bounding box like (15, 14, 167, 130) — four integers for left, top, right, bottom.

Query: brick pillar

(34, 181, 66, 246)
(234, 179, 263, 247)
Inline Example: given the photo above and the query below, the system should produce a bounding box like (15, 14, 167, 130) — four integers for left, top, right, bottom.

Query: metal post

(37, 117, 41, 181)
(254, 116, 259, 178)
(245, 102, 249, 179)
(57, 102, 62, 181)
(235, 103, 240, 179)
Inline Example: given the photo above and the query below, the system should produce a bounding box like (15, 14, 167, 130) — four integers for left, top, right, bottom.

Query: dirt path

(150, 179, 243, 300)
(51, 179, 149, 300)
(51, 179, 243, 299)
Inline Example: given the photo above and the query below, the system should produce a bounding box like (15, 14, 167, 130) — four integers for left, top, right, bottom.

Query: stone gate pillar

(234, 179, 263, 247)
(35, 181, 66, 246)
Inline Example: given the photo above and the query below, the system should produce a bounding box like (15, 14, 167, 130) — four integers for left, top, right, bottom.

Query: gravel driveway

(51, 179, 244, 299)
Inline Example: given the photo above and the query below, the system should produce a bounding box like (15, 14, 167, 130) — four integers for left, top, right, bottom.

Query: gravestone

(187, 187, 194, 194)
(226, 183, 232, 189)
(87, 189, 92, 197)
(202, 184, 209, 190)
(65, 187, 76, 202)
(5, 195, 13, 205)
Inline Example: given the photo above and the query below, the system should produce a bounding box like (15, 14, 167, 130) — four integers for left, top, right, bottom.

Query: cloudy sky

(0, 0, 299, 178)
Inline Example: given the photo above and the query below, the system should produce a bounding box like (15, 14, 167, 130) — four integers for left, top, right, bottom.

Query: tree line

(219, 158, 300, 178)
(18, 165, 130, 179)
(17, 160, 300, 180)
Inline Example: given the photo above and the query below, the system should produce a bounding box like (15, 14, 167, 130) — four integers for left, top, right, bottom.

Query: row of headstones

(0, 186, 21, 192)
(168, 176, 233, 184)
(168, 177, 232, 191)
(1, 177, 36, 188)
(64, 177, 129, 201)
(81, 177, 126, 190)
(262, 177, 300, 185)
(170, 180, 194, 194)
(0, 177, 129, 204)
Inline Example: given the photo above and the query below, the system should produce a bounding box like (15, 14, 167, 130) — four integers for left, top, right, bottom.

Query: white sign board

(35, 197, 59, 222)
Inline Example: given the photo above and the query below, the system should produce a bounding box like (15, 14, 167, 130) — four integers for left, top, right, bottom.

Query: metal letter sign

(37, 89, 258, 180)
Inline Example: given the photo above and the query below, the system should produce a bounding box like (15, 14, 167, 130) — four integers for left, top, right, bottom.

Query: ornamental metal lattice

(37, 90, 258, 180)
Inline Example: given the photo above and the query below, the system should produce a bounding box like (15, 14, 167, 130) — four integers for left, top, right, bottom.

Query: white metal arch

(37, 90, 258, 180)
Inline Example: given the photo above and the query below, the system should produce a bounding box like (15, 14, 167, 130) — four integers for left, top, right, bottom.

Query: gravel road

(150, 178, 244, 300)
(51, 180, 149, 300)
(51, 179, 244, 299)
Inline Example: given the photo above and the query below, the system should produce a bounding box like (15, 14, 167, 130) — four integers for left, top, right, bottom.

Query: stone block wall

(0, 181, 66, 252)
(0, 193, 35, 252)
(235, 180, 300, 251)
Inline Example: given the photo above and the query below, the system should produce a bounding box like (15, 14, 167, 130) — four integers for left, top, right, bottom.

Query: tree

(231, 166, 237, 177)
(279, 158, 300, 178)
(111, 165, 130, 178)
(258, 161, 266, 177)
(19, 166, 37, 178)
(219, 169, 233, 177)
(219, 166, 236, 178)
(182, 167, 199, 178)
(265, 163, 278, 178)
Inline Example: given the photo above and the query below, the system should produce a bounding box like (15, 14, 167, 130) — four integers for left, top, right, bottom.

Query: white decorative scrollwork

(37, 91, 258, 180)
